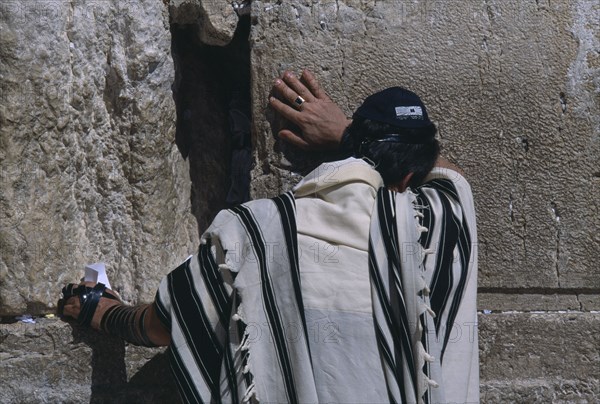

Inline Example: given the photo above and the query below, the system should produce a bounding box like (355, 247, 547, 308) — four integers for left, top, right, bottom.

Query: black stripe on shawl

(420, 313, 430, 404)
(271, 192, 313, 368)
(168, 344, 203, 404)
(168, 260, 222, 398)
(431, 180, 472, 363)
(231, 205, 299, 404)
(427, 178, 459, 201)
(368, 240, 406, 403)
(374, 318, 404, 404)
(377, 191, 401, 285)
(368, 237, 405, 347)
(427, 190, 460, 335)
(198, 241, 231, 325)
(163, 263, 205, 404)
(369, 230, 412, 403)
(222, 338, 239, 403)
(380, 193, 411, 399)
(197, 241, 239, 402)
(377, 189, 418, 393)
(440, 219, 471, 362)
(154, 290, 171, 331)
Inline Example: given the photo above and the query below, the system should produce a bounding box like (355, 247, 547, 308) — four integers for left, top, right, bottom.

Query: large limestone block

(0, 318, 179, 403)
(481, 378, 600, 403)
(579, 294, 600, 311)
(0, 0, 197, 314)
(478, 293, 581, 312)
(479, 312, 600, 401)
(249, 1, 599, 290)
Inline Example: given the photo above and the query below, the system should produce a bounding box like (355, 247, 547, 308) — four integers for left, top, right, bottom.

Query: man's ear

(398, 172, 414, 192)
(388, 172, 414, 192)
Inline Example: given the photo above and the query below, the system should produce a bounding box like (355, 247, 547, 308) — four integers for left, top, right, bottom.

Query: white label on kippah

(395, 106, 423, 119)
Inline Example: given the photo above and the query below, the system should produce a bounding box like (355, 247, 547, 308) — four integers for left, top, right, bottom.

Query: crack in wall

(478, 287, 600, 294)
(559, 92, 568, 113)
(65, 0, 75, 108)
(479, 310, 599, 314)
(171, 16, 251, 233)
(550, 201, 562, 287)
(508, 192, 515, 222)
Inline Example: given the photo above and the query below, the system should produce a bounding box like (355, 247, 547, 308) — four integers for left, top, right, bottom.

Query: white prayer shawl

(155, 158, 479, 403)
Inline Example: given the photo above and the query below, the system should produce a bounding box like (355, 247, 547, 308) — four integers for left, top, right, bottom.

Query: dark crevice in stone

(171, 16, 251, 234)
(103, 50, 126, 116)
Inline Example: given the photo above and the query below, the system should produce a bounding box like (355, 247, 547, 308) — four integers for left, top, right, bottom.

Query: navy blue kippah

(353, 87, 432, 129)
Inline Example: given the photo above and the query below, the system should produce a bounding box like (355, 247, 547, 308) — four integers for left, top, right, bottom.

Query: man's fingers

(281, 71, 316, 102)
(269, 96, 301, 122)
(278, 129, 310, 150)
(300, 69, 329, 100)
(272, 79, 301, 107)
(61, 297, 80, 319)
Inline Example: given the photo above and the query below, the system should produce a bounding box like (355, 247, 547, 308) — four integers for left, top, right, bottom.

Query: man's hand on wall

(60, 282, 121, 330)
(59, 282, 170, 346)
(269, 69, 350, 150)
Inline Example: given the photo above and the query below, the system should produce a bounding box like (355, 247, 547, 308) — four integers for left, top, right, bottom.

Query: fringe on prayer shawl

(368, 188, 439, 404)
(410, 189, 440, 400)
(220, 258, 257, 404)
(407, 189, 440, 401)
(232, 301, 258, 403)
(220, 260, 258, 403)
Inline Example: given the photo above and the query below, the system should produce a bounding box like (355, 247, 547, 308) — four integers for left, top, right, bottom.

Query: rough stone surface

(0, 318, 180, 403)
(478, 293, 582, 312)
(479, 312, 600, 401)
(249, 0, 600, 291)
(0, 0, 198, 314)
(579, 294, 600, 311)
(481, 379, 600, 403)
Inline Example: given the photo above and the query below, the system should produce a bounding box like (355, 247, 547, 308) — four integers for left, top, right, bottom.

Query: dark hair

(340, 117, 440, 188)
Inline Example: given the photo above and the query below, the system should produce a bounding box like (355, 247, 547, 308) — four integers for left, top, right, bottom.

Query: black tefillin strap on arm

(100, 304, 157, 347)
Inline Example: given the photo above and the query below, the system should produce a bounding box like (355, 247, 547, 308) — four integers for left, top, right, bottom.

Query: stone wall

(1, 0, 196, 400)
(1, 0, 599, 402)
(0, 0, 198, 314)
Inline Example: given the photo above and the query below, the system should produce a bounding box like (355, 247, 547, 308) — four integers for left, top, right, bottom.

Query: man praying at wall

(60, 70, 479, 403)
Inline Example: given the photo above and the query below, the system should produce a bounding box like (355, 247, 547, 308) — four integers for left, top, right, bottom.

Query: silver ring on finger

(294, 96, 305, 108)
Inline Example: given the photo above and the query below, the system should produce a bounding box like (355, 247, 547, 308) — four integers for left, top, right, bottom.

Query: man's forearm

(100, 303, 171, 347)
(61, 281, 171, 346)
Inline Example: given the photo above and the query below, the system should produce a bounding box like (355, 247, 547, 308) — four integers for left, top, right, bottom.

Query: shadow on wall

(70, 326, 181, 404)
(171, 16, 252, 235)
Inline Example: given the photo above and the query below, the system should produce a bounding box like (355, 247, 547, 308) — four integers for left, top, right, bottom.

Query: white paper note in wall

(84, 262, 111, 289)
